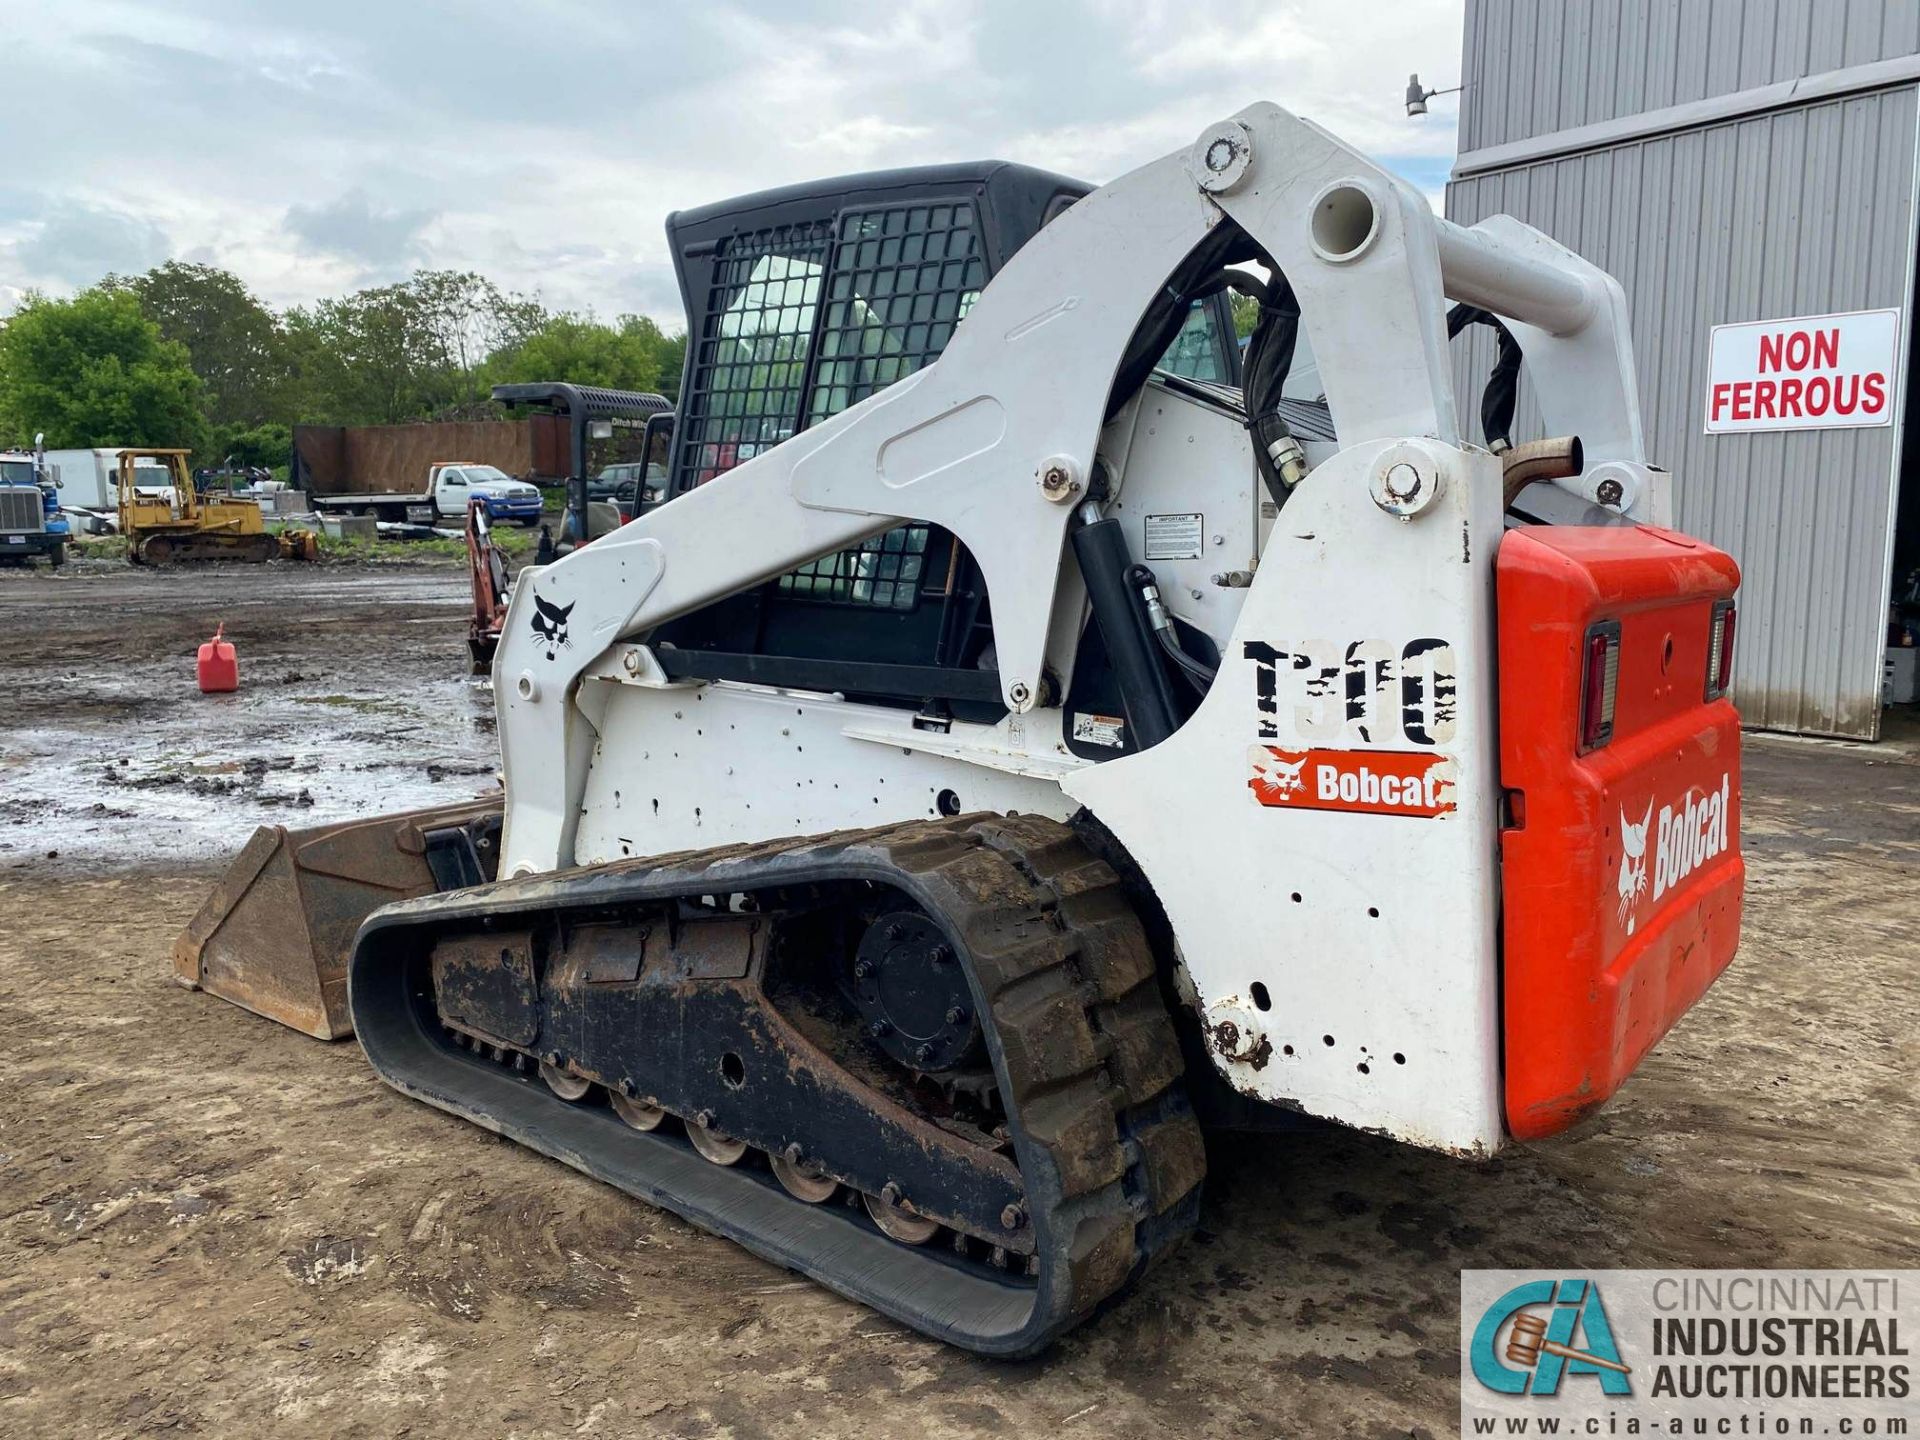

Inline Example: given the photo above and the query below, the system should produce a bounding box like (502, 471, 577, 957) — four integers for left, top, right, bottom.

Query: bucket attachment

(174, 797, 504, 1039)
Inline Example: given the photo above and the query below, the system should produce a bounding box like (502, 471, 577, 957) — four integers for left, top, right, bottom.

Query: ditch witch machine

(177, 103, 1744, 1355)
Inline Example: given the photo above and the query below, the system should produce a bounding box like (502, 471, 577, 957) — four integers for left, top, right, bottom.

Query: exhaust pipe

(1502, 435, 1583, 508)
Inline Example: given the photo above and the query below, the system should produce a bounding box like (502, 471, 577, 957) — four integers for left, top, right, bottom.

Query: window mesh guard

(806, 202, 985, 424)
(789, 202, 982, 610)
(676, 220, 833, 488)
(679, 200, 985, 613)
(778, 523, 930, 611)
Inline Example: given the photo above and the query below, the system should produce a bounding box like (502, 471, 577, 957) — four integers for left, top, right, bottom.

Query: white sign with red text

(1704, 308, 1899, 434)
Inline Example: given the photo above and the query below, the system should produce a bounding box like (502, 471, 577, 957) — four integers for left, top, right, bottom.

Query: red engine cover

(1497, 525, 1743, 1142)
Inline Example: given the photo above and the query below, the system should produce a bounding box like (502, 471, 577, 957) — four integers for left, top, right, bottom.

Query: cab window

(1156, 300, 1234, 382)
(803, 201, 987, 425)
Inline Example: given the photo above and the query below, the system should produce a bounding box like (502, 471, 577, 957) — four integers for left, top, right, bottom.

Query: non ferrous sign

(1704, 308, 1899, 434)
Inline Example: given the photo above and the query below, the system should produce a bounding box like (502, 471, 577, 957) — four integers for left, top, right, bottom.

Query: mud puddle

(1, 675, 499, 869)
(0, 563, 497, 872)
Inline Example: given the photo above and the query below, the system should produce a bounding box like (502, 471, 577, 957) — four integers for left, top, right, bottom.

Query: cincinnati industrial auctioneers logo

(1470, 1278, 1634, 1397)
(1463, 1269, 1918, 1436)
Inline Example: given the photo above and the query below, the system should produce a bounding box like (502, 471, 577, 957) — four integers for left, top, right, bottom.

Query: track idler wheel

(850, 910, 984, 1073)
(539, 1062, 592, 1101)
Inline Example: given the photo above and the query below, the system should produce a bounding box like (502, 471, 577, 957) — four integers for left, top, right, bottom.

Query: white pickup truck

(311, 462, 546, 527)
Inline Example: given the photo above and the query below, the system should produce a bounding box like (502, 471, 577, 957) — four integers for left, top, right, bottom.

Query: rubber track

(348, 813, 1205, 1356)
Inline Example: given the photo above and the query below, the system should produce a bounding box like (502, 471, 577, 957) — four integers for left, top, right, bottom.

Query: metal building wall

(1461, 0, 1920, 152)
(1450, 1, 1920, 738)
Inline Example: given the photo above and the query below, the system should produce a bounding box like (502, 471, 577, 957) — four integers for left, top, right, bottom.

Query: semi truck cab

(0, 438, 70, 568)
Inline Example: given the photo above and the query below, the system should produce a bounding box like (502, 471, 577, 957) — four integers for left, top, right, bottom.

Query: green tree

(654, 330, 686, 401)
(410, 270, 545, 401)
(0, 288, 205, 449)
(284, 284, 437, 425)
(102, 261, 288, 428)
(1230, 291, 1261, 340)
(482, 312, 674, 394)
(286, 271, 554, 424)
(208, 420, 292, 471)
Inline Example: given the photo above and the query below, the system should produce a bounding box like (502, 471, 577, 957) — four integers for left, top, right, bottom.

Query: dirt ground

(1, 561, 1916, 1439)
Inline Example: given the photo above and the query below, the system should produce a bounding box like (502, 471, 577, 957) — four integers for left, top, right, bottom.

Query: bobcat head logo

(530, 593, 574, 661)
(1616, 800, 1654, 933)
(1252, 750, 1308, 799)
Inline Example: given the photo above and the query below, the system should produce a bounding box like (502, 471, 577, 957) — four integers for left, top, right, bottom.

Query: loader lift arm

(493, 101, 1659, 879)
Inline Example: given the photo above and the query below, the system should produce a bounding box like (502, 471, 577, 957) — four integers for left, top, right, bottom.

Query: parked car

(589, 462, 666, 518)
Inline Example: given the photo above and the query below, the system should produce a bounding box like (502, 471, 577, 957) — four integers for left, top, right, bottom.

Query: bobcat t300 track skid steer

(176, 102, 1744, 1356)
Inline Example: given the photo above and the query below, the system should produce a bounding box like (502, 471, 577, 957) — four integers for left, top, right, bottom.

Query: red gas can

(197, 623, 239, 693)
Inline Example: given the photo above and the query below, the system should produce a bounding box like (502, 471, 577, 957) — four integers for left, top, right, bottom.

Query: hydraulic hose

(1155, 624, 1216, 694)
(1239, 269, 1305, 509)
(1447, 303, 1524, 452)
(1129, 565, 1216, 694)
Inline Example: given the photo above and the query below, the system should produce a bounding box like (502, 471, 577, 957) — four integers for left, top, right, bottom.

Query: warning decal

(1072, 712, 1127, 749)
(1144, 512, 1203, 560)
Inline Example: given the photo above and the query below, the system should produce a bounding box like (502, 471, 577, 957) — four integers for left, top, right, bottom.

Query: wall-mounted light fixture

(1406, 73, 1464, 117)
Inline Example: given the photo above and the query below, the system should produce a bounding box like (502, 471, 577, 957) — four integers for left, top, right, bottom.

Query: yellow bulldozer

(118, 448, 316, 565)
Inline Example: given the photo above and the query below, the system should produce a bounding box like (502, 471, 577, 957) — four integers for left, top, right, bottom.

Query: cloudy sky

(0, 0, 1466, 326)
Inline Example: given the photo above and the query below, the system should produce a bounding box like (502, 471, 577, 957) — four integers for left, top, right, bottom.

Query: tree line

(0, 262, 687, 469)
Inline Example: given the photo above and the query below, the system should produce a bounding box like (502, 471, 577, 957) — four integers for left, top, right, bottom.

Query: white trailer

(42, 448, 175, 523)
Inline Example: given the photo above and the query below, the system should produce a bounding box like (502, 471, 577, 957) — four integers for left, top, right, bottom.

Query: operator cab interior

(648, 161, 1280, 739)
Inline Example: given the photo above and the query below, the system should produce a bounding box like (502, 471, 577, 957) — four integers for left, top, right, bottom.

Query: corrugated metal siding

(1460, 0, 1920, 152)
(1447, 86, 1918, 737)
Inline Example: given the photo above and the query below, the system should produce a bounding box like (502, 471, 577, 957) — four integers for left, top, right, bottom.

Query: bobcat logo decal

(1616, 801, 1653, 934)
(530, 593, 574, 661)
(1252, 750, 1308, 798)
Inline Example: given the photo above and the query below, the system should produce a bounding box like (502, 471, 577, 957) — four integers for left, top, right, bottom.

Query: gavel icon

(1506, 1312, 1632, 1375)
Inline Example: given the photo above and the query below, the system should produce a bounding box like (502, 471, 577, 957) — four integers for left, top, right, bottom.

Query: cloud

(0, 0, 1467, 321)
(7, 201, 172, 287)
(798, 116, 936, 163)
(1110, 4, 1331, 82)
(283, 190, 435, 272)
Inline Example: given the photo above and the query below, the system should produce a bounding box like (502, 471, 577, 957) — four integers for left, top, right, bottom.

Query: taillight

(1579, 620, 1621, 751)
(1706, 599, 1736, 701)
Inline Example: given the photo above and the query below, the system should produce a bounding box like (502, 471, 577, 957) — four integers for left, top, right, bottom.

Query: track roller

(771, 1147, 839, 1203)
(865, 1188, 938, 1245)
(610, 1091, 666, 1131)
(540, 1062, 593, 1101)
(687, 1115, 749, 1166)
